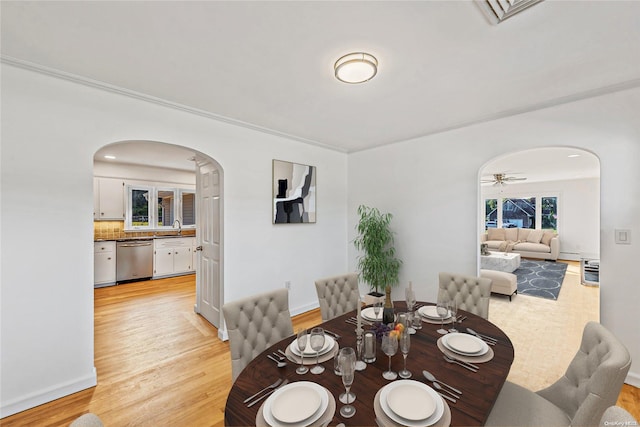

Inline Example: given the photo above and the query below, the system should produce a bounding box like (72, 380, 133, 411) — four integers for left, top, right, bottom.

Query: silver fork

(443, 355, 478, 372)
(247, 379, 289, 407)
(243, 378, 283, 403)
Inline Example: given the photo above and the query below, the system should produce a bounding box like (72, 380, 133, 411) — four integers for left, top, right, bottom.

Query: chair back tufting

(437, 272, 492, 319)
(537, 322, 632, 427)
(314, 273, 360, 322)
(222, 288, 294, 381)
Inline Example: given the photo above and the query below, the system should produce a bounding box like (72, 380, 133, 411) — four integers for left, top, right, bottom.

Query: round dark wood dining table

(224, 301, 514, 426)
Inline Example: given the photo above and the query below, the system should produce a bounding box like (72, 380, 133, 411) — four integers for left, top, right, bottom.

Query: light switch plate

(615, 229, 631, 244)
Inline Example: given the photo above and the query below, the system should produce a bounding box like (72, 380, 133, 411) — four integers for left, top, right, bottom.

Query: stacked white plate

(361, 307, 383, 322)
(263, 381, 329, 427)
(441, 332, 488, 356)
(379, 380, 444, 427)
(289, 335, 336, 357)
(418, 305, 451, 320)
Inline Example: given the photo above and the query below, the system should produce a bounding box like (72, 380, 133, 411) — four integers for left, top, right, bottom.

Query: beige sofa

(481, 227, 559, 261)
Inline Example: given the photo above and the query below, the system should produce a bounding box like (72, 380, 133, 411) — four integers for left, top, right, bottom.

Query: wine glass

(398, 330, 411, 378)
(338, 347, 357, 404)
(436, 301, 449, 335)
(339, 347, 356, 418)
(405, 288, 417, 334)
(295, 329, 309, 375)
(405, 288, 416, 312)
(309, 327, 326, 374)
(381, 331, 398, 380)
(448, 300, 458, 333)
(373, 301, 383, 323)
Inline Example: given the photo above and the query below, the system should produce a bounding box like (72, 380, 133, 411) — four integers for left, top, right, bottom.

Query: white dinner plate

(379, 380, 444, 427)
(442, 333, 488, 356)
(289, 335, 335, 357)
(386, 383, 436, 421)
(361, 307, 383, 322)
(418, 305, 451, 320)
(263, 381, 329, 427)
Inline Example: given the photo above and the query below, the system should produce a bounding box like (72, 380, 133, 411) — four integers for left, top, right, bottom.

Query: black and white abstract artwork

(273, 159, 316, 224)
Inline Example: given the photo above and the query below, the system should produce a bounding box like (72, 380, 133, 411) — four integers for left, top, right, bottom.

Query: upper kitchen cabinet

(94, 177, 125, 220)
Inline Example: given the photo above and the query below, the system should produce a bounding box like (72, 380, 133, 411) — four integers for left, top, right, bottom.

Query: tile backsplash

(94, 221, 196, 240)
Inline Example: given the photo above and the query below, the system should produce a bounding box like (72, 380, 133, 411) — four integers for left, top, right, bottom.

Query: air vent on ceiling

(476, 0, 544, 24)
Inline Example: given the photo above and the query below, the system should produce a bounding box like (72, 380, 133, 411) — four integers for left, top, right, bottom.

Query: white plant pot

(363, 292, 385, 306)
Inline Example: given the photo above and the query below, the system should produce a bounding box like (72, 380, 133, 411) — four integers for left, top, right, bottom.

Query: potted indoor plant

(353, 205, 402, 304)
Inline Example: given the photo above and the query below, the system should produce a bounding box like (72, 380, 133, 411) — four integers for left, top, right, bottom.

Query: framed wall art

(272, 159, 316, 224)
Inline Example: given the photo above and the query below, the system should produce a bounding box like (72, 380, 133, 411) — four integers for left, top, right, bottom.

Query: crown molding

(1, 55, 347, 153)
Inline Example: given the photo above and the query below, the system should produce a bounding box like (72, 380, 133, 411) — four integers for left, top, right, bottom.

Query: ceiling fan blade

(503, 177, 527, 181)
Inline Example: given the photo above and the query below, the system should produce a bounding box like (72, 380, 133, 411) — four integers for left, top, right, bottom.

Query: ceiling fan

(481, 173, 527, 185)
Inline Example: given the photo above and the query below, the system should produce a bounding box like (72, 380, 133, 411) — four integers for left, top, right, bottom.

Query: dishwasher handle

(118, 242, 153, 247)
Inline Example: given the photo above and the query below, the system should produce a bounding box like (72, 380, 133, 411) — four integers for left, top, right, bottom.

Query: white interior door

(195, 155, 222, 328)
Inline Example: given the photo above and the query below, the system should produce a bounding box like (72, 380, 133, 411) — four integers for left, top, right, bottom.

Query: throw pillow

(487, 228, 506, 241)
(541, 231, 555, 246)
(518, 228, 531, 241)
(526, 229, 544, 244)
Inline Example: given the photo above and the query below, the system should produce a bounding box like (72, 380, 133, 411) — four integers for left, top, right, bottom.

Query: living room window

(484, 195, 558, 231)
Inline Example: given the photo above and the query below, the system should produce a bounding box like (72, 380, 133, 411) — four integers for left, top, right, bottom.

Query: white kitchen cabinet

(94, 177, 125, 220)
(153, 237, 196, 278)
(94, 241, 116, 287)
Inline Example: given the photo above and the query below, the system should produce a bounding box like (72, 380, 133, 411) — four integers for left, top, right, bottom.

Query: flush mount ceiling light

(334, 52, 378, 84)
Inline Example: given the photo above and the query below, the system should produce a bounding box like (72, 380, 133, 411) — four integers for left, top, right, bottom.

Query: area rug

(513, 260, 568, 300)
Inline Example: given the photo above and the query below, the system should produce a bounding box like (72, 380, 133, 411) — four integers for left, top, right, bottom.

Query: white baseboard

(625, 370, 640, 388)
(0, 368, 97, 419)
(290, 301, 320, 317)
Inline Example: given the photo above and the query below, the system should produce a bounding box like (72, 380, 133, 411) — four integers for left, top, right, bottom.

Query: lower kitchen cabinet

(153, 237, 195, 278)
(94, 241, 116, 287)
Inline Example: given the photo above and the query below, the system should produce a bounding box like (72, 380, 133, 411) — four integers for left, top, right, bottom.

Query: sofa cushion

(541, 231, 556, 246)
(518, 228, 531, 241)
(487, 228, 506, 241)
(485, 241, 503, 250)
(515, 242, 551, 253)
(505, 228, 518, 241)
(526, 229, 544, 243)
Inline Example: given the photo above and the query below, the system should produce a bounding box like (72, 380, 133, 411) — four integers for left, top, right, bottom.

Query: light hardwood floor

(2, 264, 638, 426)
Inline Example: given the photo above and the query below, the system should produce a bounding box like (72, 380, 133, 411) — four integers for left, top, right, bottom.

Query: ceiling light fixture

(104, 155, 116, 160)
(568, 154, 581, 158)
(334, 52, 378, 84)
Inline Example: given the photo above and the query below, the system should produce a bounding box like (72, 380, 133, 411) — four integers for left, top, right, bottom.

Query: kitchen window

(125, 185, 195, 231)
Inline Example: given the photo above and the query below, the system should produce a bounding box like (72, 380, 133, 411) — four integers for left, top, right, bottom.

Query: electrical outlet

(285, 281, 291, 290)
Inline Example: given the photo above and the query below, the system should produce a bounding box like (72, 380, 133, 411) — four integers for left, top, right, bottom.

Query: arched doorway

(93, 140, 224, 330)
(478, 146, 600, 389)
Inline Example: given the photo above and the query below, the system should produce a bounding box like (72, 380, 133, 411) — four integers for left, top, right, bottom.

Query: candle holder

(363, 330, 376, 363)
(355, 327, 366, 371)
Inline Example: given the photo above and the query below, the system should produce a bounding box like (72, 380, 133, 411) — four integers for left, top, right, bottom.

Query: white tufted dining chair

(486, 322, 632, 427)
(437, 272, 492, 319)
(314, 273, 360, 322)
(222, 288, 294, 382)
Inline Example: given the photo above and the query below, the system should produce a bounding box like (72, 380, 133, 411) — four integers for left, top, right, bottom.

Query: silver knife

(438, 391, 457, 404)
(246, 379, 289, 408)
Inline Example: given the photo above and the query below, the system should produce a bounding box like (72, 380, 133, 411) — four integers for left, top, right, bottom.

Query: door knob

(195, 246, 203, 251)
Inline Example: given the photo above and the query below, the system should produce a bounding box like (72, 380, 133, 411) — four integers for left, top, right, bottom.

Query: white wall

(348, 88, 640, 387)
(0, 64, 349, 416)
(482, 177, 601, 260)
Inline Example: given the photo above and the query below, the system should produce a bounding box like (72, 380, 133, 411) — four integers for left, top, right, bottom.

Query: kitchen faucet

(172, 219, 182, 235)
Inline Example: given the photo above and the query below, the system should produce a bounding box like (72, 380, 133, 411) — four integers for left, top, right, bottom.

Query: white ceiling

(2, 1, 634, 177)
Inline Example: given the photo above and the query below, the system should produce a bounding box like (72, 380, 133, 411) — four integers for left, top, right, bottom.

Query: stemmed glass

(339, 347, 357, 418)
(398, 330, 411, 378)
(295, 329, 309, 374)
(436, 301, 449, 335)
(338, 347, 357, 404)
(448, 300, 458, 333)
(373, 301, 383, 323)
(309, 327, 326, 374)
(381, 331, 398, 380)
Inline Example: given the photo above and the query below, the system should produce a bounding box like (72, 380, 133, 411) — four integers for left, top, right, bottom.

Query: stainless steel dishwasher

(116, 240, 153, 282)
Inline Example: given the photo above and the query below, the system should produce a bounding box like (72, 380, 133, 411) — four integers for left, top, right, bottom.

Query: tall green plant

(353, 205, 402, 294)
